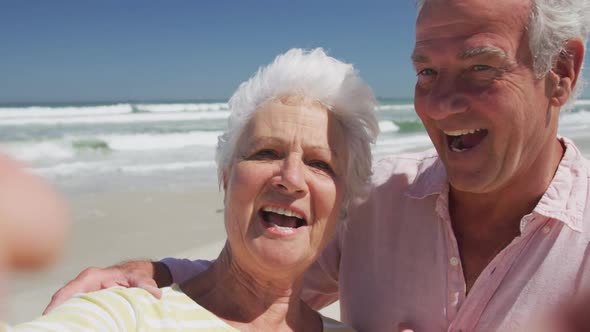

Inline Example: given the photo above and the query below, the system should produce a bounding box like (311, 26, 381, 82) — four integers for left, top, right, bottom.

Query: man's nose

(423, 79, 469, 120)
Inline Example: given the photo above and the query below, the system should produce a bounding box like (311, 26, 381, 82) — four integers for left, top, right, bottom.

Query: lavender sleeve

(160, 258, 214, 284)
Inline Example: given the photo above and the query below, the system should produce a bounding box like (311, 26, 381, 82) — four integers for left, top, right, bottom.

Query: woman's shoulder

(12, 285, 238, 331)
(321, 315, 357, 332)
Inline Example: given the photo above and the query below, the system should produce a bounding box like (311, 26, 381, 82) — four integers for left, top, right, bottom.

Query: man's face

(412, 0, 561, 194)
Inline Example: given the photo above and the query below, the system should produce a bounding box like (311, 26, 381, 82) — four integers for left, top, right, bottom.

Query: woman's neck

(180, 245, 322, 332)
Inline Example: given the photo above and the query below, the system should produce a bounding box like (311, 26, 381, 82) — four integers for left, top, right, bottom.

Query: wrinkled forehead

(413, 0, 532, 62)
(251, 96, 337, 136)
(416, 0, 531, 40)
(248, 97, 347, 156)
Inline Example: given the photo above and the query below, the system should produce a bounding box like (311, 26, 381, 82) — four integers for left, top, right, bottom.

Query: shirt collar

(405, 152, 447, 199)
(531, 137, 587, 232)
(404, 137, 588, 232)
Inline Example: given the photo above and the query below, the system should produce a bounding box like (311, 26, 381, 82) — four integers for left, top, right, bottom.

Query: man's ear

(549, 38, 585, 106)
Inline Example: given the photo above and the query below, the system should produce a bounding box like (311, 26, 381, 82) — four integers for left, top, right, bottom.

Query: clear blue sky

(1, 0, 588, 103)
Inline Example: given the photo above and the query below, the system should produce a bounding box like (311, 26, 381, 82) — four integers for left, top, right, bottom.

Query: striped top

(3, 285, 355, 331)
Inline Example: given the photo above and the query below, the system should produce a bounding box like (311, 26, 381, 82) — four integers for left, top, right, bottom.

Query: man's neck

(450, 138, 565, 234)
(448, 138, 565, 291)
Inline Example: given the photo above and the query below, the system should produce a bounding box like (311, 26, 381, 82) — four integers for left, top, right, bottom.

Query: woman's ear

(222, 169, 228, 191)
(549, 38, 585, 106)
(222, 169, 229, 202)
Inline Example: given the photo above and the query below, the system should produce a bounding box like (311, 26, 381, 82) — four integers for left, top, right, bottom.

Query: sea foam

(97, 131, 222, 151)
(0, 111, 231, 126)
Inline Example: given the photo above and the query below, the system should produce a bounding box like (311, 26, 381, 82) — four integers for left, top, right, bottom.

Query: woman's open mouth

(445, 128, 488, 152)
(260, 206, 307, 232)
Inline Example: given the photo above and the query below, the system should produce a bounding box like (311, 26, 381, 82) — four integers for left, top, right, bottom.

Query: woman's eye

(249, 149, 280, 160)
(307, 160, 334, 174)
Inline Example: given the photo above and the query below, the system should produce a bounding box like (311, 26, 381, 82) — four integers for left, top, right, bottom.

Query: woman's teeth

(261, 206, 307, 229)
(261, 206, 304, 219)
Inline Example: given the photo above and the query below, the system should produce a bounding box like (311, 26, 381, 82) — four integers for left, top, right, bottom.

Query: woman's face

(223, 97, 347, 278)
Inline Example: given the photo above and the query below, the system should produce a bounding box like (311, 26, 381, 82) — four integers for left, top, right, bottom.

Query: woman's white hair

(416, 0, 590, 107)
(216, 48, 379, 205)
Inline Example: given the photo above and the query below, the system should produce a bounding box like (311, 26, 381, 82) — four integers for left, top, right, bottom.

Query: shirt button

(450, 257, 460, 266)
(542, 226, 551, 234)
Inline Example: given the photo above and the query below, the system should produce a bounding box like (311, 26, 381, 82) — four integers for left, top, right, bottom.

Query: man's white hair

(216, 48, 379, 206)
(416, 0, 590, 106)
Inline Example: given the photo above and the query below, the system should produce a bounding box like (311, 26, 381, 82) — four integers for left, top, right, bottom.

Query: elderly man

(44, 0, 590, 331)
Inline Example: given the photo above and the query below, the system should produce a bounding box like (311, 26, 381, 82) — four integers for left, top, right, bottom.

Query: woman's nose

(272, 155, 308, 196)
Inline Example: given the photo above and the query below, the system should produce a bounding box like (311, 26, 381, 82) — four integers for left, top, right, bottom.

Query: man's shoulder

(559, 138, 590, 237)
(371, 149, 442, 187)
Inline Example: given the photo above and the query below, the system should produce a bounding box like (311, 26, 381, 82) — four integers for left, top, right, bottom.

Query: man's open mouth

(445, 128, 488, 152)
(260, 206, 307, 230)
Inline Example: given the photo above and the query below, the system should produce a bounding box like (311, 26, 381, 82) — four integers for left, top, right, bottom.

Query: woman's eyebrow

(247, 136, 341, 158)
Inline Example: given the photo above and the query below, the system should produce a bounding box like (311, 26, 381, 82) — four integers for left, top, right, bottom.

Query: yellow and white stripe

(0, 285, 355, 331)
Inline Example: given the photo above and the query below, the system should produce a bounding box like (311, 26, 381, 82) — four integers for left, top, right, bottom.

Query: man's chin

(447, 172, 498, 195)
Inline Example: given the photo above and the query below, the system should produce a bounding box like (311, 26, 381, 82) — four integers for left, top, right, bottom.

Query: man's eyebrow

(458, 47, 509, 60)
(410, 47, 511, 64)
(410, 52, 429, 64)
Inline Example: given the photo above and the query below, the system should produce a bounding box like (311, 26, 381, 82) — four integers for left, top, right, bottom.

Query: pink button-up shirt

(163, 137, 590, 332)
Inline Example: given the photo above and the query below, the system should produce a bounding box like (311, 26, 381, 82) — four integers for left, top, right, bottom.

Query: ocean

(1, 99, 589, 194)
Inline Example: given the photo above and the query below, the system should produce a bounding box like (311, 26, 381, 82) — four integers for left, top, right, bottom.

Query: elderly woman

(7, 48, 378, 331)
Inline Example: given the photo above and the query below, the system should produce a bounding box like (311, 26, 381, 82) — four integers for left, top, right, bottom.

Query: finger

(128, 276, 157, 288)
(43, 284, 80, 315)
(43, 268, 104, 314)
(102, 279, 127, 289)
(136, 282, 162, 299)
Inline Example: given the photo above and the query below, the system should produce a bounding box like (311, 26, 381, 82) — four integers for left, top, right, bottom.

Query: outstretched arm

(43, 258, 211, 314)
(17, 288, 144, 331)
(43, 260, 165, 314)
(17, 286, 200, 331)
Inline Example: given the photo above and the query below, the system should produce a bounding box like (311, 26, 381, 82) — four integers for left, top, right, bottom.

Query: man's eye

(249, 149, 280, 160)
(417, 68, 437, 76)
(472, 64, 492, 72)
(465, 65, 500, 83)
(416, 68, 437, 87)
(307, 160, 334, 174)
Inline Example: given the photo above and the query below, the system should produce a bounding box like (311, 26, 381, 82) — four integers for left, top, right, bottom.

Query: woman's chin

(248, 240, 317, 274)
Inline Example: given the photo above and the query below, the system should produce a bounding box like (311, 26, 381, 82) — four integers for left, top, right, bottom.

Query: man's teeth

(261, 206, 304, 219)
(444, 128, 484, 136)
